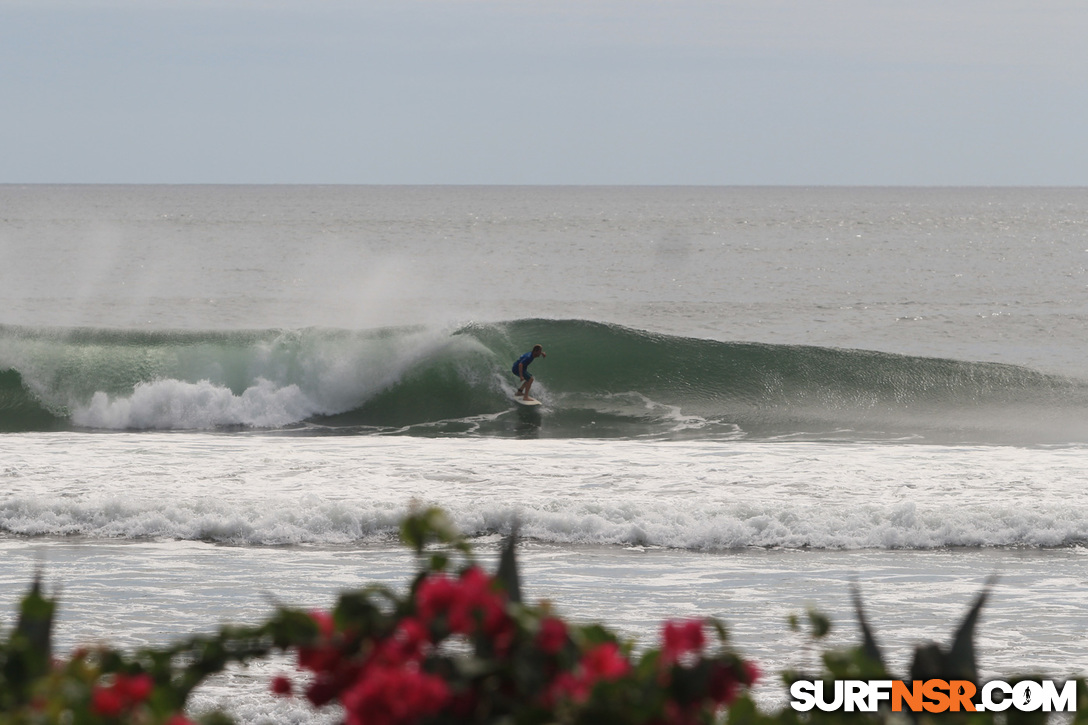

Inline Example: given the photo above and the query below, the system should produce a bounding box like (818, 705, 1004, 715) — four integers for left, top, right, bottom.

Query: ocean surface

(2, 185, 1088, 721)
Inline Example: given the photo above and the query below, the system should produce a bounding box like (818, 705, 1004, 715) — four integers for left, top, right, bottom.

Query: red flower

(581, 642, 630, 680)
(368, 617, 433, 669)
(415, 568, 512, 643)
(310, 609, 336, 638)
(304, 661, 364, 708)
(393, 617, 431, 657)
(90, 673, 155, 716)
(416, 574, 459, 622)
(341, 663, 450, 725)
(298, 609, 345, 677)
(662, 620, 706, 663)
(90, 686, 125, 718)
(545, 642, 631, 705)
(449, 568, 507, 636)
(271, 675, 294, 696)
(536, 617, 568, 655)
(546, 671, 591, 704)
(298, 643, 343, 674)
(114, 673, 153, 703)
(707, 659, 760, 705)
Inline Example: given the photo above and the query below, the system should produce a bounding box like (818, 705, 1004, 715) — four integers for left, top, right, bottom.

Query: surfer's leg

(522, 376, 533, 399)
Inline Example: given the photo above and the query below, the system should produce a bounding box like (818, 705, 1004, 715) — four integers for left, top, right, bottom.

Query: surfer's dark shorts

(512, 368, 533, 381)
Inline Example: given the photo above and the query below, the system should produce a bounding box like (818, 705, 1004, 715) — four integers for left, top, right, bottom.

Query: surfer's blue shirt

(512, 351, 536, 377)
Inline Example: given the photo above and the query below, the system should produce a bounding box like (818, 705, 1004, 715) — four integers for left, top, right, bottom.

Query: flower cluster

(276, 566, 523, 724)
(270, 558, 759, 725)
(90, 673, 154, 718)
(416, 567, 513, 644)
(655, 619, 761, 725)
(545, 641, 630, 704)
(288, 605, 451, 725)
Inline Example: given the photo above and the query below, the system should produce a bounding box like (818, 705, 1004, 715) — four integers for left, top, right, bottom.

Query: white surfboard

(513, 396, 542, 406)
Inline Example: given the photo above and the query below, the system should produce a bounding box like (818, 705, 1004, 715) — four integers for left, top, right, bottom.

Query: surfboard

(513, 396, 541, 406)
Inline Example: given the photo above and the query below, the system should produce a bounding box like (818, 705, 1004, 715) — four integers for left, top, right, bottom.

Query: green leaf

(806, 608, 831, 640)
(946, 578, 995, 682)
(399, 504, 472, 559)
(850, 583, 885, 672)
(495, 523, 523, 605)
(1, 576, 56, 706)
(909, 578, 994, 683)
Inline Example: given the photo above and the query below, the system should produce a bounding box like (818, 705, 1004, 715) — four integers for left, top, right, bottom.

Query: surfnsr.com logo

(789, 679, 1076, 713)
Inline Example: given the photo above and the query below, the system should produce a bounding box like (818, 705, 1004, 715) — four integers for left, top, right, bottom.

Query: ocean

(2, 185, 1087, 721)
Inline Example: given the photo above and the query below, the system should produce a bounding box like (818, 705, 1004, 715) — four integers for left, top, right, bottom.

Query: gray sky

(3, 0, 1087, 185)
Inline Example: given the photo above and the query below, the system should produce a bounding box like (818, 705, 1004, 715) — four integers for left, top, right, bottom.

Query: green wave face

(0, 320, 1085, 442)
(0, 369, 66, 431)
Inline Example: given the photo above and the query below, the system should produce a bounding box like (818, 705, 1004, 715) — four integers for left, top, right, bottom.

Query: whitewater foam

(4, 433, 1088, 550)
(71, 378, 318, 430)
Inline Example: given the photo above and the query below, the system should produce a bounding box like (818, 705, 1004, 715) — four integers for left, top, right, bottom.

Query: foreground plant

(269, 508, 759, 724)
(3, 508, 1086, 724)
(0, 508, 756, 724)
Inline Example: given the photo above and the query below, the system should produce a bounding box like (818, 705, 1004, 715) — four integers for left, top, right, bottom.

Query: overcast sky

(3, 0, 1087, 185)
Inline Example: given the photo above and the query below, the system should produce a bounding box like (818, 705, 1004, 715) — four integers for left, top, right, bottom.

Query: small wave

(5, 494, 1088, 550)
(0, 494, 406, 545)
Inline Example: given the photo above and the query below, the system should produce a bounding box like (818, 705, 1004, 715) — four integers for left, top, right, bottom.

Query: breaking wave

(1, 320, 1086, 443)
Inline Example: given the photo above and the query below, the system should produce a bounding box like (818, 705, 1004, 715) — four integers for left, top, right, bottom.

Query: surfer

(512, 344, 546, 401)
